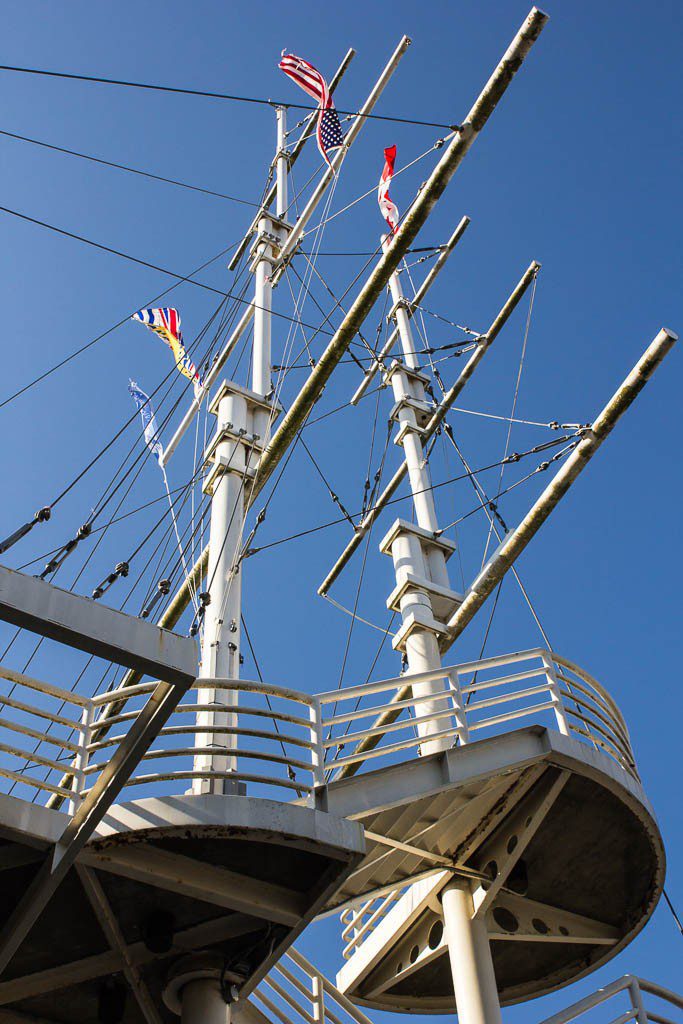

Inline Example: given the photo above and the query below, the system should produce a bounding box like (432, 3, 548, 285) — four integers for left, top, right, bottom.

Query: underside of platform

(328, 726, 664, 1011)
(0, 794, 364, 1023)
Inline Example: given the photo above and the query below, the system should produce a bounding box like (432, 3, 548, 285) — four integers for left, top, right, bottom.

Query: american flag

(278, 52, 345, 167)
(378, 145, 399, 235)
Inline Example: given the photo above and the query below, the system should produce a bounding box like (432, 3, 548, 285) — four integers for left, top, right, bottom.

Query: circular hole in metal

(559, 926, 569, 936)
(409, 945, 420, 964)
(396, 962, 403, 974)
(429, 921, 444, 950)
(532, 918, 549, 935)
(492, 907, 519, 933)
(482, 859, 498, 890)
(506, 835, 518, 854)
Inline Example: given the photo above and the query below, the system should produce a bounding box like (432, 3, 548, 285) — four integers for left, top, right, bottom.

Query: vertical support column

(540, 651, 570, 737)
(180, 980, 230, 1024)
(448, 668, 470, 745)
(68, 700, 94, 816)
(311, 972, 324, 1024)
(194, 392, 248, 794)
(629, 979, 648, 1024)
(441, 882, 502, 1024)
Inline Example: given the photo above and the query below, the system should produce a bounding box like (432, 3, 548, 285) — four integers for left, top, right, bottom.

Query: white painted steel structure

(536, 975, 683, 1024)
(0, 649, 638, 806)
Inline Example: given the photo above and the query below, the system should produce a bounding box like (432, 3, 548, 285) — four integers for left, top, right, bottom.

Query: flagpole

(160, 37, 411, 469)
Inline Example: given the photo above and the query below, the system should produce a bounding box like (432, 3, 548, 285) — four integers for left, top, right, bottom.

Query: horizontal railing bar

(556, 673, 630, 738)
(637, 978, 683, 1009)
(460, 667, 547, 694)
(85, 745, 314, 775)
(323, 686, 453, 727)
(0, 664, 92, 707)
(551, 652, 628, 725)
(318, 667, 456, 704)
(466, 700, 557, 731)
(324, 702, 457, 750)
(251, 989, 295, 1024)
(330, 723, 461, 771)
(194, 676, 317, 707)
(0, 717, 81, 753)
(94, 701, 313, 732)
(86, 769, 312, 794)
(90, 680, 156, 706)
(560, 691, 632, 752)
(0, 764, 74, 798)
(0, 692, 82, 731)
(465, 682, 551, 712)
(87, 723, 315, 755)
(0, 739, 74, 774)
(261, 975, 315, 1024)
(564, 706, 634, 763)
(273, 962, 314, 1004)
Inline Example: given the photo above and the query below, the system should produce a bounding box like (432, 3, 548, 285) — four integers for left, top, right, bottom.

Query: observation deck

(0, 647, 664, 1020)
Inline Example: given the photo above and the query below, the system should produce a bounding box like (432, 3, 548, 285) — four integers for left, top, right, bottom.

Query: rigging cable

(0, 128, 262, 206)
(0, 63, 461, 130)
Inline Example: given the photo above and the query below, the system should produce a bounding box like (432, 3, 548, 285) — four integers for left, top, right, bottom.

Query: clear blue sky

(0, 0, 681, 1019)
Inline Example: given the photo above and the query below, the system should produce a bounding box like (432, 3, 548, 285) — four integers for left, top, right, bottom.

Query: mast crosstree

(0, 8, 677, 1024)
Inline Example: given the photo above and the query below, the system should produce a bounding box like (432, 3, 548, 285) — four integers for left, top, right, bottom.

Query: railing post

(629, 978, 648, 1023)
(541, 652, 570, 737)
(311, 970, 325, 1023)
(309, 697, 326, 800)
(448, 668, 470, 745)
(68, 699, 94, 816)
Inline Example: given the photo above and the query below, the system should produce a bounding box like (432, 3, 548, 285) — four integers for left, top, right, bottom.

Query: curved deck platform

(0, 794, 363, 1022)
(332, 725, 664, 1011)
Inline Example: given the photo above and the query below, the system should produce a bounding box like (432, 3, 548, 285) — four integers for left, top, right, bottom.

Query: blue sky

(0, 0, 681, 1019)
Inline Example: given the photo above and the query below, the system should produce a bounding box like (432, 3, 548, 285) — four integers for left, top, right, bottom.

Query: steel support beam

(0, 564, 196, 685)
(82, 844, 306, 927)
(77, 866, 163, 1024)
(444, 327, 678, 646)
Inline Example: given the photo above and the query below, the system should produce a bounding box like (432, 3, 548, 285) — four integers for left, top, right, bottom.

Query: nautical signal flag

(278, 52, 345, 167)
(132, 307, 203, 395)
(378, 145, 399, 235)
(128, 380, 162, 465)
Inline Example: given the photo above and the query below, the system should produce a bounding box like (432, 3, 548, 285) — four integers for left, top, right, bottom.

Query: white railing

(537, 975, 683, 1023)
(319, 648, 638, 783)
(340, 887, 406, 960)
(0, 649, 638, 809)
(0, 670, 324, 807)
(248, 947, 374, 1024)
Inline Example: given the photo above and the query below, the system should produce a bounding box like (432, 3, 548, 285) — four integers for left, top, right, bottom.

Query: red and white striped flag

(378, 145, 399, 235)
(278, 52, 345, 167)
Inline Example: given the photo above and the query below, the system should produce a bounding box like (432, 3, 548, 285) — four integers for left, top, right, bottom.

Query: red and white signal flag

(378, 145, 399, 235)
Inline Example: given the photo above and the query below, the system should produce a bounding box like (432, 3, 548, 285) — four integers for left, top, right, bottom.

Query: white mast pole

(192, 109, 288, 797)
(380, 239, 456, 755)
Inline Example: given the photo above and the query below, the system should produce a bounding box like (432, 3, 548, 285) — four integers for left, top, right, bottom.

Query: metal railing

(248, 947, 374, 1024)
(319, 649, 638, 783)
(340, 887, 406, 961)
(0, 649, 638, 808)
(537, 975, 683, 1023)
